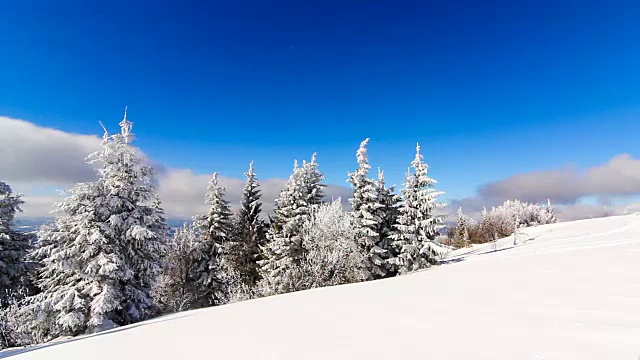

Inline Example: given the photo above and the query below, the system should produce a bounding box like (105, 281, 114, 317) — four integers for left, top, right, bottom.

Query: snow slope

(4, 214, 640, 359)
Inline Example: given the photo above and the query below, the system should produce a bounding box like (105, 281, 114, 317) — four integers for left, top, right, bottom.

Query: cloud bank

(0, 116, 351, 219)
(0, 117, 101, 186)
(478, 154, 640, 204)
(452, 154, 640, 221)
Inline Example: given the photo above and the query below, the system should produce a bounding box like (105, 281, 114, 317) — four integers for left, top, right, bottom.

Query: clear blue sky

(2, 0, 639, 200)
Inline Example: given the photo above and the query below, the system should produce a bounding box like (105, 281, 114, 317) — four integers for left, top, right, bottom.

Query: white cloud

(478, 154, 640, 204)
(0, 117, 101, 186)
(17, 194, 63, 218)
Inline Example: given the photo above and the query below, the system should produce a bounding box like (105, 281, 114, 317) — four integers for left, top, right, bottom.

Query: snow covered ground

(4, 214, 640, 359)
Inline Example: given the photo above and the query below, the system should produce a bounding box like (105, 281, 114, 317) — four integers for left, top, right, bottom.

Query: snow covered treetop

(356, 138, 370, 169)
(246, 160, 255, 176)
(0, 181, 24, 229)
(118, 107, 134, 143)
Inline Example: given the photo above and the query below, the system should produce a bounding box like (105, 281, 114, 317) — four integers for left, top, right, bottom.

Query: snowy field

(4, 214, 640, 359)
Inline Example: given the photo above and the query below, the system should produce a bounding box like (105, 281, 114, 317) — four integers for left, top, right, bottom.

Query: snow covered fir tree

(452, 207, 471, 249)
(259, 154, 326, 295)
(347, 139, 395, 279)
(22, 110, 169, 340)
(372, 168, 401, 275)
(227, 161, 266, 287)
(391, 143, 446, 273)
(0, 181, 33, 307)
(192, 172, 234, 306)
(301, 153, 325, 205)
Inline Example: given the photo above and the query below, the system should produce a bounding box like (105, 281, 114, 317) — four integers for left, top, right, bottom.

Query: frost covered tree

(298, 200, 367, 289)
(373, 169, 401, 276)
(259, 161, 307, 295)
(452, 208, 471, 249)
(198, 173, 234, 246)
(477, 207, 498, 243)
(391, 143, 446, 273)
(152, 223, 202, 313)
(23, 111, 168, 340)
(301, 153, 325, 206)
(152, 223, 199, 313)
(228, 161, 266, 287)
(541, 199, 558, 224)
(193, 172, 233, 307)
(346, 139, 392, 279)
(0, 181, 33, 307)
(259, 154, 326, 295)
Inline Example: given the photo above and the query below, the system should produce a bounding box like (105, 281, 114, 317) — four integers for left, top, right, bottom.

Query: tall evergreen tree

(193, 172, 233, 306)
(228, 161, 266, 286)
(373, 168, 401, 277)
(391, 143, 446, 274)
(259, 154, 325, 295)
(347, 139, 386, 279)
(259, 161, 306, 295)
(25, 110, 168, 339)
(0, 181, 32, 307)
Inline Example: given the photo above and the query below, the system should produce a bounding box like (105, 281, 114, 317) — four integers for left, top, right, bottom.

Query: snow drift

(4, 214, 640, 359)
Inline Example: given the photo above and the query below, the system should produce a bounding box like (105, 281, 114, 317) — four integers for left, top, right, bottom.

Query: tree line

(1, 113, 449, 348)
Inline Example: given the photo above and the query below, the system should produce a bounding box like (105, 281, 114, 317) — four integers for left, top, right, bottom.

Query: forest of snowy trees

(0, 113, 557, 349)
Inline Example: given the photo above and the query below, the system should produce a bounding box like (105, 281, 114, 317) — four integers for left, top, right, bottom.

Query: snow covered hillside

(4, 214, 640, 359)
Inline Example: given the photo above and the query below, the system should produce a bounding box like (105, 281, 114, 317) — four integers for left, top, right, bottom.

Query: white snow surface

(4, 214, 640, 359)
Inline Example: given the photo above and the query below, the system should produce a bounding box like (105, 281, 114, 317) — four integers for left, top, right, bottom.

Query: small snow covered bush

(0, 291, 38, 349)
(476, 200, 558, 242)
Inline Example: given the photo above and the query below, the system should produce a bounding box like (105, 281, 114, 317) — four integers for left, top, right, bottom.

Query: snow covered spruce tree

(193, 172, 233, 307)
(373, 169, 401, 275)
(227, 161, 266, 287)
(259, 161, 306, 295)
(346, 139, 393, 280)
(259, 154, 326, 295)
(297, 200, 366, 289)
(0, 181, 33, 307)
(453, 208, 471, 249)
(302, 153, 325, 206)
(542, 199, 558, 224)
(390, 143, 446, 274)
(24, 111, 168, 340)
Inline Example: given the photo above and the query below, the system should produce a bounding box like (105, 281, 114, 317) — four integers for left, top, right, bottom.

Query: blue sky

(1, 0, 640, 210)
